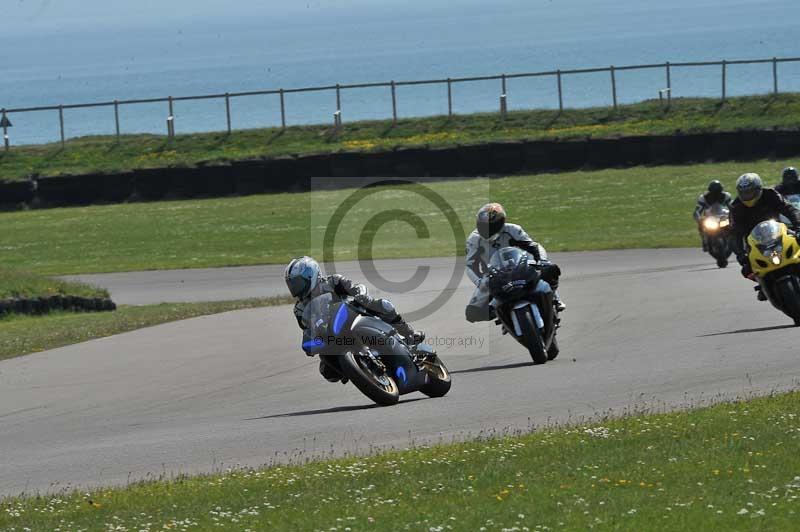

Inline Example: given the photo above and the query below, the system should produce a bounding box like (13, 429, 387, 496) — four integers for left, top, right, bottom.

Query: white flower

(737, 509, 749, 515)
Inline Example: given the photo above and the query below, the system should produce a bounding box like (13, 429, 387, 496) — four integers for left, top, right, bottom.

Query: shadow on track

(451, 361, 534, 375)
(686, 266, 723, 272)
(248, 397, 427, 420)
(699, 324, 797, 337)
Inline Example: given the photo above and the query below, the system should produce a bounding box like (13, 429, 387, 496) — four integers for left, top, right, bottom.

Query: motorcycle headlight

(703, 218, 719, 231)
(772, 253, 782, 266)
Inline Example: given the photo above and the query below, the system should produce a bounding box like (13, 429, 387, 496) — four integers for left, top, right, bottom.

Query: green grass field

(0, 296, 291, 361)
(2, 391, 798, 531)
(0, 267, 107, 300)
(0, 157, 794, 275)
(1, 93, 799, 181)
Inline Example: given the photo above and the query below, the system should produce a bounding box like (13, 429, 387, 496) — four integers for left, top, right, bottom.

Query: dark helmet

(783, 167, 799, 185)
(284, 256, 321, 299)
(708, 180, 723, 195)
(476, 203, 507, 240)
(736, 173, 763, 208)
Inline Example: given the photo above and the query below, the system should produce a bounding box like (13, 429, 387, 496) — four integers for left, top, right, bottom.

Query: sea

(2, 0, 800, 145)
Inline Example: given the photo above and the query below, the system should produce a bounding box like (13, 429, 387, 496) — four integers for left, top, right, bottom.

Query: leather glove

(353, 293, 371, 306)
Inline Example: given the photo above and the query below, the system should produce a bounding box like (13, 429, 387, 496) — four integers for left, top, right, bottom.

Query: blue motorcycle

(301, 293, 451, 406)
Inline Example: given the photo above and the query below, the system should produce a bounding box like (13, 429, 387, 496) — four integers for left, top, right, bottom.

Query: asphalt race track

(4, 248, 800, 496)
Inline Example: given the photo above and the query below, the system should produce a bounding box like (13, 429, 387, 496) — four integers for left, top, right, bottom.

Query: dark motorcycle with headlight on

(301, 293, 451, 406)
(485, 247, 560, 364)
(700, 203, 734, 268)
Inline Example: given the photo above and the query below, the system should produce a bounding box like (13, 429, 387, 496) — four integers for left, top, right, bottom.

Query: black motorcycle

(301, 293, 451, 406)
(485, 247, 560, 364)
(700, 203, 733, 268)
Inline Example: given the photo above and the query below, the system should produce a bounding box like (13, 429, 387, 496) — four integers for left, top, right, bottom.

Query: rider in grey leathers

(464, 203, 565, 322)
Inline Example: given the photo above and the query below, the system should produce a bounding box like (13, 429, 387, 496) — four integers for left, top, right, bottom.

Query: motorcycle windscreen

(300, 294, 337, 338)
(751, 220, 783, 253)
(489, 246, 528, 270)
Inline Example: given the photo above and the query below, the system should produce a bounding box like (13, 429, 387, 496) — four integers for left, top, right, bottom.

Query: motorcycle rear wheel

(420, 355, 452, 398)
(340, 350, 400, 406)
(517, 308, 547, 364)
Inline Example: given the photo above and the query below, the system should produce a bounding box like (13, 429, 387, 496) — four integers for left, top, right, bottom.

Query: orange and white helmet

(476, 203, 507, 239)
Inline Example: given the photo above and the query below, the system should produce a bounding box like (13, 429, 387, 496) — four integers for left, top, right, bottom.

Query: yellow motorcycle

(747, 220, 800, 325)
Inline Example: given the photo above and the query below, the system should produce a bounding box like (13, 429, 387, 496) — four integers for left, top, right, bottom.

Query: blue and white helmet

(285, 256, 321, 299)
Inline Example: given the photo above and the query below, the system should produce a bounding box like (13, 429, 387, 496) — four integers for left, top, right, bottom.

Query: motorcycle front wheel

(547, 335, 560, 360)
(340, 349, 400, 406)
(772, 276, 800, 326)
(516, 308, 547, 364)
(420, 355, 452, 398)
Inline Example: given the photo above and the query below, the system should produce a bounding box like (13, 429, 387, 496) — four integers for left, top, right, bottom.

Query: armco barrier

(2, 129, 800, 208)
(0, 295, 116, 316)
(0, 180, 34, 205)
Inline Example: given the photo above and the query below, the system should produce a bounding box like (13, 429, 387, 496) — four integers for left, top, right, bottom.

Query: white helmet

(285, 256, 321, 299)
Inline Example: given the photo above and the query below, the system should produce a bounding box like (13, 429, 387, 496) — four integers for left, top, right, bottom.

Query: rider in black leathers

(731, 173, 800, 300)
(693, 180, 732, 251)
(775, 167, 800, 197)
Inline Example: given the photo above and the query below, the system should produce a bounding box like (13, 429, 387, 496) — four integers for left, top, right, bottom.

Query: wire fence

(2, 55, 800, 150)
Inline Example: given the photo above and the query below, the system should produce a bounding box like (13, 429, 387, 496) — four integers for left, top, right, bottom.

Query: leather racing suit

(464, 223, 561, 322)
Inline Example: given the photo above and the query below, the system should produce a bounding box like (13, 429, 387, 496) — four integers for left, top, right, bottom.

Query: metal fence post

(336, 84, 341, 113)
(114, 100, 120, 142)
(666, 61, 672, 106)
(58, 105, 65, 147)
(500, 74, 508, 119)
(225, 93, 232, 134)
(333, 110, 342, 132)
(391, 80, 397, 124)
(556, 70, 563, 112)
(773, 57, 779, 95)
(1, 109, 8, 153)
(166, 96, 175, 139)
(447, 78, 453, 117)
(610, 66, 617, 110)
(721, 60, 727, 102)
(279, 89, 286, 130)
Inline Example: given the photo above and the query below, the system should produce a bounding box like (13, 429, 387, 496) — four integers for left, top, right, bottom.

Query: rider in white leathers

(465, 203, 565, 322)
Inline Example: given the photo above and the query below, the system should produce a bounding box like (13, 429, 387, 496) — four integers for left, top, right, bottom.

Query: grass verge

(0, 267, 107, 300)
(2, 391, 799, 530)
(0, 157, 796, 275)
(1, 93, 799, 181)
(0, 296, 291, 361)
